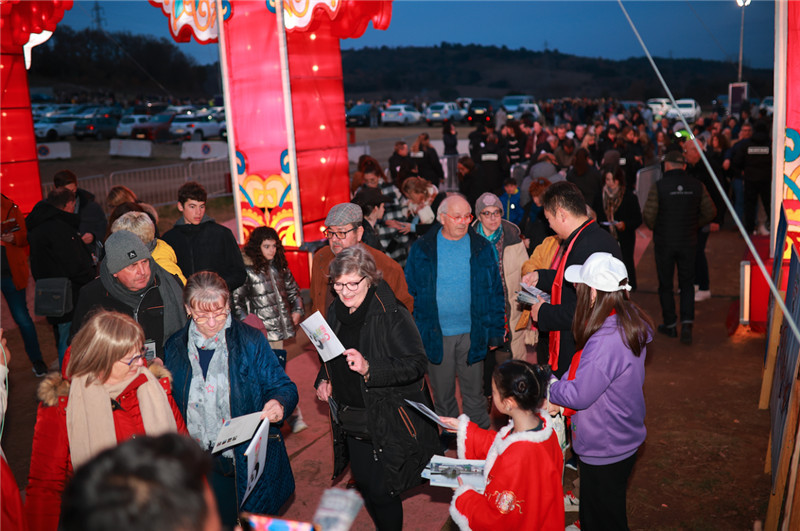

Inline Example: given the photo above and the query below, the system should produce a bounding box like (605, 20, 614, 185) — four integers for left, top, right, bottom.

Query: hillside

(341, 43, 773, 104)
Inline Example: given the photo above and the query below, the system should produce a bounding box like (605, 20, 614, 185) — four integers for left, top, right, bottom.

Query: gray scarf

(99, 258, 187, 340)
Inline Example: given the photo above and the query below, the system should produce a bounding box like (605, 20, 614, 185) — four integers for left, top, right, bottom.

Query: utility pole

(92, 1, 105, 31)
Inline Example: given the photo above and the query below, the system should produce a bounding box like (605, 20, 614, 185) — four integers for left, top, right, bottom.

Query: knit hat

(663, 149, 686, 165)
(105, 230, 151, 274)
(564, 252, 631, 293)
(475, 192, 503, 215)
(325, 203, 362, 227)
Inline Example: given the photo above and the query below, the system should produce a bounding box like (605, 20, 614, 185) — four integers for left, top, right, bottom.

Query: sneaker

(695, 290, 711, 302)
(32, 360, 48, 377)
(565, 521, 581, 531)
(565, 454, 578, 471)
(680, 323, 693, 345)
(657, 324, 678, 338)
(564, 491, 580, 512)
(289, 416, 308, 433)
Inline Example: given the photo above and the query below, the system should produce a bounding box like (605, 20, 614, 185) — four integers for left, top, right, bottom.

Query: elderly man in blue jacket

(405, 194, 505, 430)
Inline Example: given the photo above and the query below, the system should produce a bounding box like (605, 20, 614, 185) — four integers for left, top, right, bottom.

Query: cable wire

(616, 0, 800, 346)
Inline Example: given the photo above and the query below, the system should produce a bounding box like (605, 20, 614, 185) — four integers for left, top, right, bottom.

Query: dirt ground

(3, 129, 773, 529)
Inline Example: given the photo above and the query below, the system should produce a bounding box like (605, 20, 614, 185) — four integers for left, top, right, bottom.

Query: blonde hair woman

(26, 311, 186, 530)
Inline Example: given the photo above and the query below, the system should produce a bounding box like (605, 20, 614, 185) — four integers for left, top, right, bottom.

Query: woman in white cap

(547, 252, 653, 531)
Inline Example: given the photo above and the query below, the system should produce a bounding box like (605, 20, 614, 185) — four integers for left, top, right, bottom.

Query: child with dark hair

(233, 226, 307, 432)
(498, 178, 523, 227)
(548, 252, 653, 530)
(441, 360, 565, 530)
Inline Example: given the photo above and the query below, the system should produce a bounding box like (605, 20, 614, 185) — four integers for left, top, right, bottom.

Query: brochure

(404, 399, 453, 430)
(422, 455, 486, 491)
(212, 411, 263, 453)
(300, 311, 345, 362)
(241, 420, 269, 506)
(312, 488, 364, 531)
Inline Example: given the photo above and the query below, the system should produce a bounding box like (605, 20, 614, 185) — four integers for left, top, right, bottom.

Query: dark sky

(60, 1, 775, 69)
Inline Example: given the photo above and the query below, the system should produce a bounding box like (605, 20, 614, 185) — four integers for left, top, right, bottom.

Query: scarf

(476, 222, 503, 264)
(602, 185, 624, 239)
(186, 313, 233, 457)
(66, 367, 178, 469)
(100, 258, 187, 340)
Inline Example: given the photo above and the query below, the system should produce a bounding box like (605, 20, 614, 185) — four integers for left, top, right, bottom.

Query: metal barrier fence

(40, 158, 233, 212)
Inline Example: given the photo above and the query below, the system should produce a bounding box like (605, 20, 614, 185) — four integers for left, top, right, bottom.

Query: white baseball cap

(564, 252, 631, 292)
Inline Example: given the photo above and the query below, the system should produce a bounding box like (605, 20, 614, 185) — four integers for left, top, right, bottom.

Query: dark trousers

(347, 437, 402, 531)
(694, 227, 710, 291)
(654, 244, 696, 325)
(744, 179, 771, 233)
(619, 237, 638, 291)
(1, 276, 43, 364)
(579, 452, 637, 531)
(210, 455, 239, 528)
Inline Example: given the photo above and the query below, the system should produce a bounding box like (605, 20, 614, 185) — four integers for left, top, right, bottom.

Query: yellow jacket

(152, 239, 186, 285)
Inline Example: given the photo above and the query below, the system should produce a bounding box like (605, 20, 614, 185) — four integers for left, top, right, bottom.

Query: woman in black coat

(410, 132, 444, 187)
(314, 245, 439, 531)
(597, 165, 642, 290)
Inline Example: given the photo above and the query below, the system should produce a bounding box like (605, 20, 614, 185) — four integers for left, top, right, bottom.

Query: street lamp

(737, 0, 751, 82)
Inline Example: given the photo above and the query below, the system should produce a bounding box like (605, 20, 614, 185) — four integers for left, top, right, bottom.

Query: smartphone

(239, 513, 316, 531)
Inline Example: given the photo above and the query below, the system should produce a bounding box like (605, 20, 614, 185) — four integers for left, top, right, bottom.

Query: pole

(738, 3, 745, 82)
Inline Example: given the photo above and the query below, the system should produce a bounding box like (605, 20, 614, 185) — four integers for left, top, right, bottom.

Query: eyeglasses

(192, 309, 229, 324)
(325, 227, 357, 240)
(119, 347, 147, 367)
(443, 213, 473, 224)
(480, 210, 502, 219)
(331, 277, 366, 292)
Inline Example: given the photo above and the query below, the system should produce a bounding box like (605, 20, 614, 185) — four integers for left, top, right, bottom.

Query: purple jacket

(549, 314, 648, 465)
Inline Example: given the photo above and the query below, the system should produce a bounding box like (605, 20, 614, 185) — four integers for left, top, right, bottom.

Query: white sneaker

(564, 491, 580, 512)
(695, 290, 711, 302)
(288, 415, 308, 433)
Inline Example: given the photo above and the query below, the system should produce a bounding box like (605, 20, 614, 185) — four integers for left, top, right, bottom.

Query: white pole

(738, 4, 745, 82)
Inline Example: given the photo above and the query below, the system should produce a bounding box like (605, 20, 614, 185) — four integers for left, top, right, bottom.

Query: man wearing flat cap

(70, 230, 186, 360)
(643, 147, 716, 345)
(310, 202, 413, 317)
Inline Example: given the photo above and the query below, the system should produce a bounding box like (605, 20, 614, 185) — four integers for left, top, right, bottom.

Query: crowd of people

(0, 98, 772, 530)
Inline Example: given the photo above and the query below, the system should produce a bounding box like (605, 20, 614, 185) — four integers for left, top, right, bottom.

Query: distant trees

(29, 26, 214, 99)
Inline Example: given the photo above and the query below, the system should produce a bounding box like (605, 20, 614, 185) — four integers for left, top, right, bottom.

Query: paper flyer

(422, 455, 486, 491)
(300, 311, 345, 362)
(241, 420, 269, 506)
(404, 399, 453, 430)
(212, 411, 263, 454)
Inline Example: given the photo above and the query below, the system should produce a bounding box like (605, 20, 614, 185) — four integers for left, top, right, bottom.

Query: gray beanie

(105, 230, 151, 274)
(475, 192, 503, 216)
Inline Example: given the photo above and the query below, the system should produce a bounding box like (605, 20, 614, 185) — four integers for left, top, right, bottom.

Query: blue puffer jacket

(405, 223, 505, 365)
(164, 319, 298, 515)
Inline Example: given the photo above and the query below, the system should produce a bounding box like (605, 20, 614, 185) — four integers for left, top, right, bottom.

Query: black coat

(161, 217, 246, 292)
(411, 147, 444, 187)
(316, 281, 439, 496)
(25, 201, 96, 324)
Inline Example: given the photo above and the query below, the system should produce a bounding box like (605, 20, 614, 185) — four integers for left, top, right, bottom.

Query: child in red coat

(441, 360, 564, 530)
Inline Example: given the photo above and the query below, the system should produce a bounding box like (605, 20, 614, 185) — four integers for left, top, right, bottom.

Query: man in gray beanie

(70, 230, 187, 360)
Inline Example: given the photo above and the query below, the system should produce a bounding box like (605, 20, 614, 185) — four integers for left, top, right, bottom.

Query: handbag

(34, 277, 73, 317)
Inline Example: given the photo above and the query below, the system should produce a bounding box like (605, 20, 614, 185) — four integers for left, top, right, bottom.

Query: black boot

(680, 323, 693, 345)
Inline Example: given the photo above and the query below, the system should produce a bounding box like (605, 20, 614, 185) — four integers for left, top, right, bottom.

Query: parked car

(646, 98, 671, 120)
(346, 103, 378, 127)
(512, 102, 542, 122)
(381, 104, 422, 126)
(116, 115, 150, 138)
(760, 96, 774, 116)
(501, 94, 535, 119)
(467, 98, 499, 126)
(665, 99, 702, 123)
(169, 113, 224, 140)
(131, 112, 176, 142)
(34, 116, 76, 141)
(74, 116, 118, 140)
(424, 101, 464, 125)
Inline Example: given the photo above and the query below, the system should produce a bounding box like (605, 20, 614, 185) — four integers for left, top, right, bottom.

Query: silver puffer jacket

(232, 262, 304, 341)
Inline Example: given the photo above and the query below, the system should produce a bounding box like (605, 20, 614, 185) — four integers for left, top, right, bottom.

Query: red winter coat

(449, 415, 564, 531)
(25, 365, 187, 531)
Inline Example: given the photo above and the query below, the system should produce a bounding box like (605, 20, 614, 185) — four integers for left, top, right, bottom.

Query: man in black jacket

(732, 121, 772, 235)
(521, 181, 623, 377)
(643, 150, 717, 345)
(26, 188, 96, 367)
(53, 170, 107, 263)
(162, 181, 246, 292)
(71, 230, 186, 360)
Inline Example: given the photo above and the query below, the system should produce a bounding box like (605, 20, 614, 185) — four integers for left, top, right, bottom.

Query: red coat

(25, 365, 187, 531)
(449, 414, 565, 531)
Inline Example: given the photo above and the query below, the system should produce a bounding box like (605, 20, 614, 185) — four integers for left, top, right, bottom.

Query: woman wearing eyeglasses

(165, 271, 298, 527)
(26, 310, 186, 531)
(471, 193, 529, 408)
(314, 245, 438, 531)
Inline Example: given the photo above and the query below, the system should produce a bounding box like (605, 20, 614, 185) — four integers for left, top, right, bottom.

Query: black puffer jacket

(316, 280, 439, 496)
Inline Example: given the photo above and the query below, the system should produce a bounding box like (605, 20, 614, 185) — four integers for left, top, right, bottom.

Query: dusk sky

(61, 1, 776, 70)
